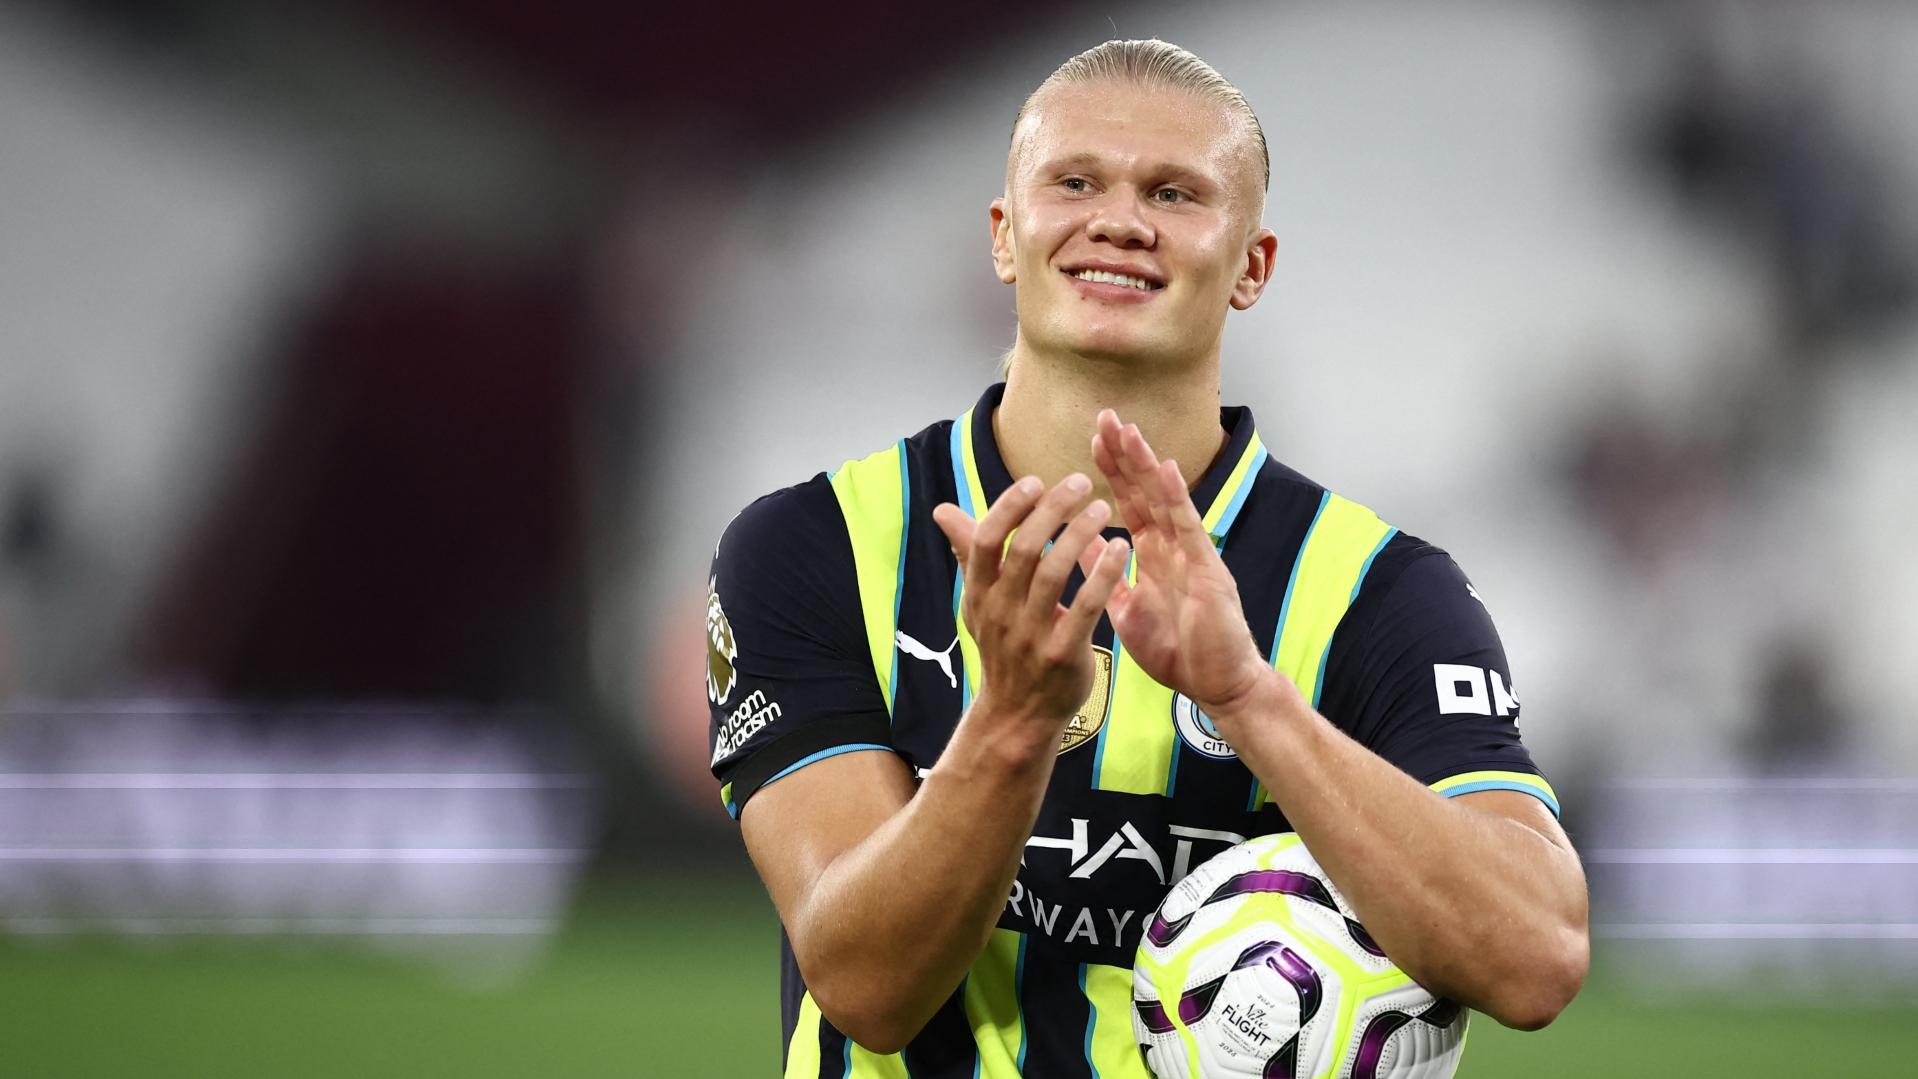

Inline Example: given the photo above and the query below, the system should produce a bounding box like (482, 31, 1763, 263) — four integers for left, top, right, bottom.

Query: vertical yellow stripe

(786, 992, 825, 1078)
(952, 408, 987, 713)
(1093, 636, 1176, 795)
(1268, 494, 1392, 706)
(1084, 962, 1153, 1077)
(955, 407, 989, 515)
(831, 445, 907, 715)
(1087, 554, 1183, 795)
(964, 929, 1026, 1077)
(955, 615, 981, 708)
(1198, 434, 1265, 534)
(787, 991, 912, 1078)
(1255, 494, 1393, 810)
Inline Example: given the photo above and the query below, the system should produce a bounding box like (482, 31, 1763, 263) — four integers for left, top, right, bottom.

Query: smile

(1065, 268, 1163, 291)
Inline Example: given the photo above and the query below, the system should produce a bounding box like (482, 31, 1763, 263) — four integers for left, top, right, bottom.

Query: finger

(1157, 458, 1220, 560)
(931, 503, 975, 570)
(1092, 410, 1128, 483)
(1094, 411, 1138, 483)
(1116, 421, 1164, 480)
(1092, 428, 1154, 535)
(1113, 423, 1183, 535)
(1071, 529, 1133, 621)
(1091, 419, 1121, 479)
(969, 475, 1044, 590)
(997, 473, 1092, 602)
(1121, 440, 1182, 542)
(1096, 412, 1164, 536)
(1059, 536, 1131, 641)
(1098, 414, 1160, 490)
(1117, 479, 1156, 539)
(1027, 498, 1112, 621)
(1074, 521, 1112, 578)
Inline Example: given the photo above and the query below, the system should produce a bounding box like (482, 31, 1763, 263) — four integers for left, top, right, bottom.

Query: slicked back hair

(1011, 39, 1270, 193)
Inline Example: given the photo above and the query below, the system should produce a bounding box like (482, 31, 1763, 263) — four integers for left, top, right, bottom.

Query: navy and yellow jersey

(706, 383, 1556, 1078)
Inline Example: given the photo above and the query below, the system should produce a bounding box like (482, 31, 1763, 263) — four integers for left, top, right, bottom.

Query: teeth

(1070, 269, 1156, 290)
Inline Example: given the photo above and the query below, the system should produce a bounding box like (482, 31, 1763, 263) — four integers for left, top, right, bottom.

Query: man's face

(991, 81, 1276, 369)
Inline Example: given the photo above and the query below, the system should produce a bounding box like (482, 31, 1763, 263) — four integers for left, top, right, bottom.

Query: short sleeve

(707, 476, 895, 819)
(1317, 539, 1559, 816)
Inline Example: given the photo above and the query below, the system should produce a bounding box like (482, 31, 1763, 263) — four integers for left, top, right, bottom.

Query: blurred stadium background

(3, 0, 1917, 1074)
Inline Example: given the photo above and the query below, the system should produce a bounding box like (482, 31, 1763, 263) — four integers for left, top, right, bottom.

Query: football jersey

(706, 383, 1555, 1078)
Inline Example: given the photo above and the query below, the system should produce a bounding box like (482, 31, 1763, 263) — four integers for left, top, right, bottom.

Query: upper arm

(707, 479, 915, 922)
(1321, 543, 1562, 818)
(1452, 789, 1575, 854)
(740, 748, 917, 932)
(708, 478, 899, 816)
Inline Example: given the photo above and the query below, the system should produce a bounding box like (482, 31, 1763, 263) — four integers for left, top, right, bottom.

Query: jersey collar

(949, 382, 1269, 547)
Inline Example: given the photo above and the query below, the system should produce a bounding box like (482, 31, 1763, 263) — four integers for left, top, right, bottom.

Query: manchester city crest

(1172, 693, 1237, 760)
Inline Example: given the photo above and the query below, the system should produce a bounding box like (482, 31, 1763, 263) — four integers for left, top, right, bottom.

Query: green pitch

(2, 879, 1912, 1077)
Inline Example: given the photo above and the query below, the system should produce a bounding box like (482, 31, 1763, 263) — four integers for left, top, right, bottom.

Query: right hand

(931, 473, 1132, 730)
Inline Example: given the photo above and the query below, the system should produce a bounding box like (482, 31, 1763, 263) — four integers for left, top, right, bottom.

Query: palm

(1089, 413, 1265, 710)
(1111, 501, 1248, 696)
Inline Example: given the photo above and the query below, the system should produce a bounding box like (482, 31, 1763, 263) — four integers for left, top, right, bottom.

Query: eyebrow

(1034, 152, 1221, 190)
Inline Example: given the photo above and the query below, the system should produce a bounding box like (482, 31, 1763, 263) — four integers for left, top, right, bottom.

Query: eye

(1061, 177, 1092, 193)
(1152, 187, 1188, 204)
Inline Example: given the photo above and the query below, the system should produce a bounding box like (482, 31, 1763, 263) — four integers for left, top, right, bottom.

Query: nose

(1086, 192, 1155, 249)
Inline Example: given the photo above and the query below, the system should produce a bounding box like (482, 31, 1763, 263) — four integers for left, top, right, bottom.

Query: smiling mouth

(1064, 268, 1164, 291)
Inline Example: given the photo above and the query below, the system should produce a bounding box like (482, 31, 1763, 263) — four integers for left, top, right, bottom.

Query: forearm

(791, 699, 1059, 1050)
(1210, 669, 1588, 1029)
(783, 473, 1124, 1050)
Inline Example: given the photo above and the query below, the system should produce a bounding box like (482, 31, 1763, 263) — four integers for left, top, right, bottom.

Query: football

(1132, 833, 1467, 1078)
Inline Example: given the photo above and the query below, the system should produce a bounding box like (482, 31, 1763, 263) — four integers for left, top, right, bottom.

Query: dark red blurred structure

(143, 244, 587, 701)
(373, 0, 1029, 138)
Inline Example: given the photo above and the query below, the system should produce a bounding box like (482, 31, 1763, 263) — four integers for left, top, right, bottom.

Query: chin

(1061, 345, 1190, 374)
(1059, 325, 1182, 368)
(1033, 312, 1129, 352)
(1018, 308, 1195, 369)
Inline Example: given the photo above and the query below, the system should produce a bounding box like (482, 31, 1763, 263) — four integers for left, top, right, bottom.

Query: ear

(1229, 226, 1278, 311)
(989, 197, 1017, 284)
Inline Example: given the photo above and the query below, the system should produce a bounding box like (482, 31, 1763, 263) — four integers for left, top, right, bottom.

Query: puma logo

(895, 631, 959, 689)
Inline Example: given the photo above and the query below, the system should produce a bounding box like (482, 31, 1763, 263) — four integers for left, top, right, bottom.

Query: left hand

(1083, 410, 1273, 715)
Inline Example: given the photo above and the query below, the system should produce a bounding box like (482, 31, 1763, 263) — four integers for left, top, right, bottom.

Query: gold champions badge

(1058, 645, 1114, 754)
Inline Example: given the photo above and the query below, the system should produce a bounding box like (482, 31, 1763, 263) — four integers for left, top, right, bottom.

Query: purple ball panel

(1351, 1011, 1415, 1079)
(1134, 997, 1178, 1036)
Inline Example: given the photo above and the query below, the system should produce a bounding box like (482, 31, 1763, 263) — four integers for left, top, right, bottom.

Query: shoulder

(1326, 528, 1512, 699)
(711, 475, 862, 639)
(720, 403, 956, 546)
(714, 410, 957, 618)
(719, 473, 844, 561)
(1245, 456, 1337, 518)
(1246, 451, 1504, 660)
(1350, 533, 1489, 632)
(722, 413, 956, 550)
(1256, 456, 1330, 496)
(1252, 453, 1478, 619)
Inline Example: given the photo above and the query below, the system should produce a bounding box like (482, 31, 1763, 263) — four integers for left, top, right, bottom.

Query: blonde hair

(1012, 39, 1269, 191)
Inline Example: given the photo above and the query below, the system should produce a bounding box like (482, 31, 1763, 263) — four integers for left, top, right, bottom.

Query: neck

(993, 339, 1227, 506)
